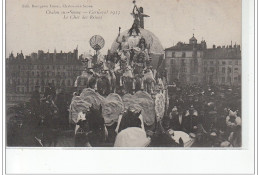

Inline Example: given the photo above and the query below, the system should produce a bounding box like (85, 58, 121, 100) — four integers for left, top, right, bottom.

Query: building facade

(165, 35, 241, 86)
(203, 45, 241, 86)
(165, 35, 206, 85)
(6, 48, 83, 104)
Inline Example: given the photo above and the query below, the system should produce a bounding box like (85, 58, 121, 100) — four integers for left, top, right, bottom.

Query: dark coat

(183, 114, 200, 133)
(170, 114, 187, 132)
(56, 92, 67, 114)
(44, 86, 56, 98)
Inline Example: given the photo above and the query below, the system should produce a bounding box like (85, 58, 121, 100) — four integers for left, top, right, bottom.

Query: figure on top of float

(129, 3, 141, 35)
(138, 37, 150, 61)
(131, 0, 150, 29)
(116, 28, 130, 51)
(127, 3, 144, 49)
(128, 22, 141, 49)
(96, 50, 105, 64)
(116, 28, 131, 64)
(133, 37, 150, 71)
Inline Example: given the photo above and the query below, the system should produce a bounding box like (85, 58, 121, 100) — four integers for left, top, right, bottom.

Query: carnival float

(69, 1, 194, 147)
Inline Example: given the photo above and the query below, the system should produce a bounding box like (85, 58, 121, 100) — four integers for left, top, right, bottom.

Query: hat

(40, 97, 46, 101)
(189, 133, 196, 138)
(114, 127, 151, 147)
(82, 107, 90, 113)
(209, 111, 217, 115)
(229, 110, 237, 117)
(210, 132, 217, 137)
(128, 104, 142, 113)
(133, 47, 141, 52)
(220, 141, 231, 147)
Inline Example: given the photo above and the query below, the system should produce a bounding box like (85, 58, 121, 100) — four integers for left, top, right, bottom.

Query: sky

(6, 0, 241, 56)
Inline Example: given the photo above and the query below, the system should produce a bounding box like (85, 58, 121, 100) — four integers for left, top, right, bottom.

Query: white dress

(128, 35, 141, 49)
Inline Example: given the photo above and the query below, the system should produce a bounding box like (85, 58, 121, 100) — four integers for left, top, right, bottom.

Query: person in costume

(116, 34, 129, 52)
(116, 28, 131, 64)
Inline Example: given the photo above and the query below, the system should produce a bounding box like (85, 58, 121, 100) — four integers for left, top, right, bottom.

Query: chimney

(53, 48, 56, 62)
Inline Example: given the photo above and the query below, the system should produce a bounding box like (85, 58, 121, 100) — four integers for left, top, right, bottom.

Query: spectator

(30, 85, 40, 117)
(169, 107, 187, 132)
(44, 83, 56, 99)
(184, 105, 200, 134)
(56, 88, 69, 129)
(226, 110, 241, 130)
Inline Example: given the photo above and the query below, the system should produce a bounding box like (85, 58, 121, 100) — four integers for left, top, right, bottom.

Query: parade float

(68, 0, 194, 147)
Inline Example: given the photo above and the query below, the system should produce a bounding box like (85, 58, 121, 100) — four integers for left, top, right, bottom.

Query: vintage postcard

(5, 0, 258, 174)
(5, 0, 242, 148)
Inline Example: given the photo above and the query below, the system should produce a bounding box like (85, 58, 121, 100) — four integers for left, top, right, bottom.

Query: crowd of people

(163, 83, 241, 147)
(7, 75, 242, 148)
(30, 83, 72, 130)
(7, 82, 74, 146)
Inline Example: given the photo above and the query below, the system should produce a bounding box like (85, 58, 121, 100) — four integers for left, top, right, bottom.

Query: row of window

(8, 78, 74, 86)
(170, 59, 240, 66)
(204, 60, 240, 65)
(170, 67, 199, 74)
(167, 51, 201, 58)
(221, 76, 241, 83)
(170, 76, 200, 83)
(8, 64, 81, 70)
(14, 79, 76, 93)
(169, 75, 241, 85)
(170, 59, 199, 65)
(169, 66, 240, 75)
(9, 71, 80, 77)
(204, 67, 240, 73)
(15, 86, 44, 94)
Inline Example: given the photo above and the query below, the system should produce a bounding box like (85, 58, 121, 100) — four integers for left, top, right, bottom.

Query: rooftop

(165, 41, 206, 51)
(204, 46, 241, 60)
(165, 34, 206, 51)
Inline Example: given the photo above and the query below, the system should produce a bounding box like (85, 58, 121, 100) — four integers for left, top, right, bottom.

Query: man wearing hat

(226, 110, 241, 132)
(44, 83, 56, 99)
(55, 88, 68, 129)
(169, 106, 187, 132)
(183, 104, 200, 134)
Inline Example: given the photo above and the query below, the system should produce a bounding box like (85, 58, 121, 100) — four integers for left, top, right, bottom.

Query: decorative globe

(89, 35, 105, 51)
(110, 28, 164, 54)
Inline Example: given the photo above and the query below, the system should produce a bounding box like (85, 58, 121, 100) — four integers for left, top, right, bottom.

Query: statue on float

(75, 0, 161, 96)
(69, 0, 174, 147)
(111, 0, 157, 94)
(74, 35, 116, 96)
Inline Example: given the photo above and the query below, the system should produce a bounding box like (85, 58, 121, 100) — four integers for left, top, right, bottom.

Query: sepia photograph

(5, 0, 242, 148)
